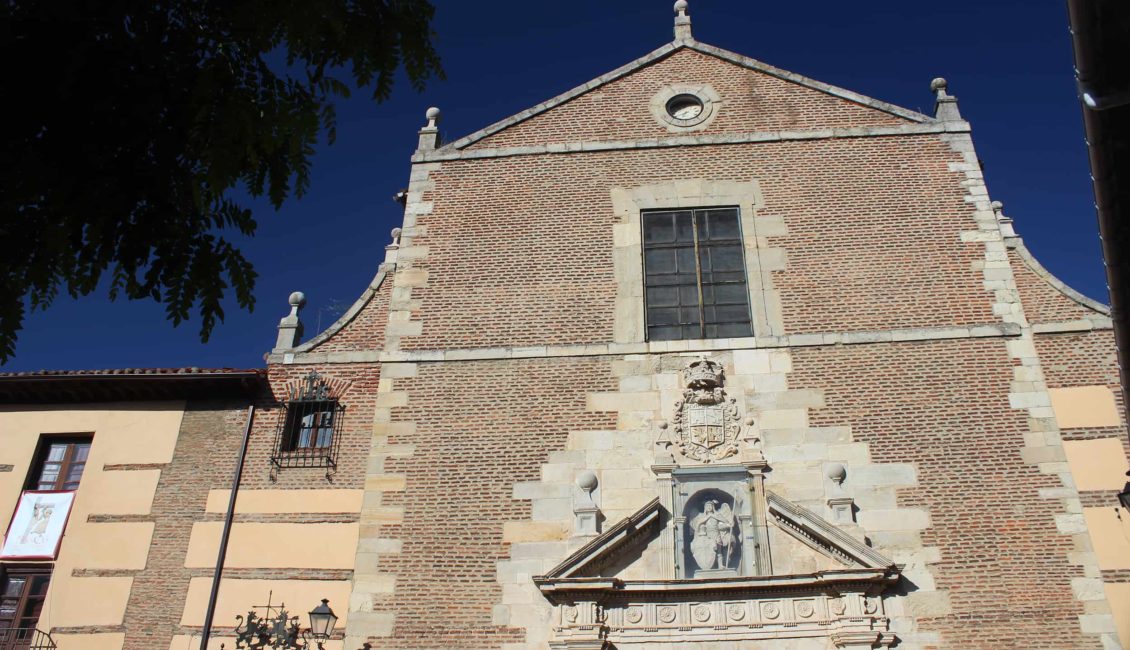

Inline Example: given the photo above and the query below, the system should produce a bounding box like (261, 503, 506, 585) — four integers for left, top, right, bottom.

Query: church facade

(3, 3, 1130, 649)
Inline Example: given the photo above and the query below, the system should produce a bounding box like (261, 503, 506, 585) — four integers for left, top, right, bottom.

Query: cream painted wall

(1048, 386, 1122, 429)
(179, 578, 352, 627)
(1083, 507, 1130, 570)
(1063, 439, 1130, 492)
(1105, 583, 1130, 650)
(0, 404, 184, 636)
(184, 522, 359, 569)
(204, 489, 363, 514)
(53, 633, 125, 650)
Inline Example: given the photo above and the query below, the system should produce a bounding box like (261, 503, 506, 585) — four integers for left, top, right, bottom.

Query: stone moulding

(534, 494, 900, 648)
(765, 490, 895, 570)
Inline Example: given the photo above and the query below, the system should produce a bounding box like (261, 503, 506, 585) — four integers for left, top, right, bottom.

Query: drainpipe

(1066, 0, 1130, 447)
(200, 405, 256, 649)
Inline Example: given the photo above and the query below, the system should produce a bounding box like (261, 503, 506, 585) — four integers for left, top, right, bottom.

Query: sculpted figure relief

(689, 499, 737, 571)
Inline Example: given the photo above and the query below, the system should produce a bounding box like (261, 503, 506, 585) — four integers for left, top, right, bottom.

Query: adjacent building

(3, 3, 1129, 649)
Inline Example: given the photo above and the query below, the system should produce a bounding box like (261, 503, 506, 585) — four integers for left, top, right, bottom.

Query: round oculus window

(665, 94, 704, 121)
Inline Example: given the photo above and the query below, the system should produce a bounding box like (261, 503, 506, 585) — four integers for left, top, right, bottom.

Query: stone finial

(673, 0, 692, 41)
(930, 77, 962, 121)
(417, 106, 441, 151)
(274, 291, 306, 351)
(992, 200, 1017, 239)
(826, 463, 847, 486)
(574, 470, 601, 536)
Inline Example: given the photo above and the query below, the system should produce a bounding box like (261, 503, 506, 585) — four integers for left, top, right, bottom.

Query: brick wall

(790, 339, 1098, 649)
(468, 48, 909, 151)
(405, 135, 993, 350)
(120, 400, 247, 649)
(307, 280, 393, 354)
(373, 357, 617, 648)
(1009, 249, 1101, 324)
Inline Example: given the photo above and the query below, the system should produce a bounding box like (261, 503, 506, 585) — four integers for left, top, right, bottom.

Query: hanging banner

(1, 490, 76, 560)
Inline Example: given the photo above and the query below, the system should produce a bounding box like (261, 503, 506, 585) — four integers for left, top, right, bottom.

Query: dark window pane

(678, 284, 699, 306)
(713, 283, 748, 304)
(674, 212, 694, 243)
(3, 579, 26, 598)
(645, 248, 676, 273)
(703, 245, 744, 272)
(642, 207, 751, 341)
(675, 247, 696, 273)
(649, 326, 683, 341)
(643, 213, 675, 243)
(703, 210, 741, 239)
(712, 304, 750, 323)
(647, 286, 679, 307)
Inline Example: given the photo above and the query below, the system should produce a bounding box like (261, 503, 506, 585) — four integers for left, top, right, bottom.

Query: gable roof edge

(445, 38, 934, 152)
(687, 41, 933, 124)
(445, 43, 681, 151)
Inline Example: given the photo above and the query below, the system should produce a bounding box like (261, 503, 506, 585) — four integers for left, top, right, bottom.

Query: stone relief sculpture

(665, 357, 742, 463)
(689, 499, 738, 571)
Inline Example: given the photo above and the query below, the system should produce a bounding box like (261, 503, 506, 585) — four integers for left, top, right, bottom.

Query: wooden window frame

(0, 563, 52, 644)
(24, 435, 92, 492)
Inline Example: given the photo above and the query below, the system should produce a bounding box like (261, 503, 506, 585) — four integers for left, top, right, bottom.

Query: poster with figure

(1, 490, 75, 559)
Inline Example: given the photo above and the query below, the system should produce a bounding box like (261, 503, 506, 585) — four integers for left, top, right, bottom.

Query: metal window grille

(0, 628, 56, 650)
(271, 372, 344, 477)
(642, 207, 753, 341)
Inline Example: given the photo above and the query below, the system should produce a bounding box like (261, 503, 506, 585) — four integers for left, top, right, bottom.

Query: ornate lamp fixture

(226, 596, 344, 650)
(307, 599, 338, 644)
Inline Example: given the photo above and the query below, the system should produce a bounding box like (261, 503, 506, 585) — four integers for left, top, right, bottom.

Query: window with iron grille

(271, 371, 344, 476)
(642, 207, 753, 340)
(0, 565, 53, 649)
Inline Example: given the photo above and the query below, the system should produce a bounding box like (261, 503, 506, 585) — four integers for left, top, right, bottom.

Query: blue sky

(4, 0, 1105, 372)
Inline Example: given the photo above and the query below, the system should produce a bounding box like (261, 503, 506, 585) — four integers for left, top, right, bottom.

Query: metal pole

(200, 405, 256, 649)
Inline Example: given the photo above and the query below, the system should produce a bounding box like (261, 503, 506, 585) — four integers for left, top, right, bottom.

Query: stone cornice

(413, 122, 969, 163)
(534, 568, 897, 599)
(269, 322, 1024, 365)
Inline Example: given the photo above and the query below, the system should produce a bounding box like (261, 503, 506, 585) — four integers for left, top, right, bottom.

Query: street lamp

(229, 596, 343, 649)
(308, 599, 339, 644)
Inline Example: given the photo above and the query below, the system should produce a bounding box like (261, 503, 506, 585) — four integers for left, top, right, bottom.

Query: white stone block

(858, 508, 930, 531)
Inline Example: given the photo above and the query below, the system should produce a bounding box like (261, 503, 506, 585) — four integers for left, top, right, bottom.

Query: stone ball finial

(674, 0, 688, 13)
(288, 291, 307, 309)
(826, 463, 847, 485)
(576, 470, 598, 493)
(425, 106, 441, 125)
(391, 227, 402, 239)
(991, 200, 1004, 213)
(930, 77, 948, 93)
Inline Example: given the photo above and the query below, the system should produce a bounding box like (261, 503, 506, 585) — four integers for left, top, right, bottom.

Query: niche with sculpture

(684, 488, 741, 577)
(670, 467, 761, 579)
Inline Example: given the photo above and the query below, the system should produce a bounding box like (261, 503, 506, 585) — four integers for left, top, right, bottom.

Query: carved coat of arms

(670, 358, 741, 462)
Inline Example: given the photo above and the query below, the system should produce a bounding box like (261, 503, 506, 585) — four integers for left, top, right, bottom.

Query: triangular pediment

(447, 40, 932, 153)
(534, 491, 896, 597)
